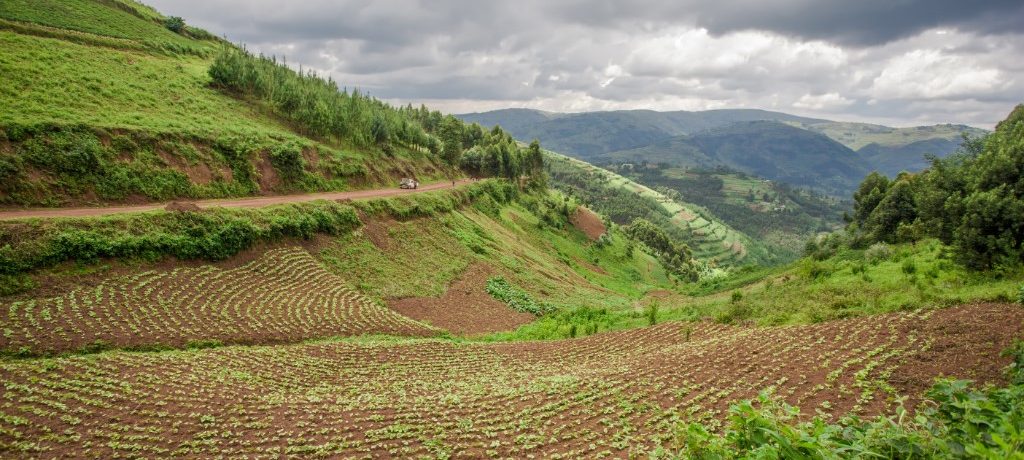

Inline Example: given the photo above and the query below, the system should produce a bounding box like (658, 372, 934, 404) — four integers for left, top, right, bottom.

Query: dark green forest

(833, 105, 1024, 270)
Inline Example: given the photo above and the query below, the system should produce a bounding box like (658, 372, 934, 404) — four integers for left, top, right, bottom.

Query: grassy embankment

(485, 239, 1023, 341)
(0, 0, 451, 207)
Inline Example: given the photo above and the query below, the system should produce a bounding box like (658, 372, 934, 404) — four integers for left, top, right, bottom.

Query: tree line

(208, 45, 544, 181)
(624, 218, 698, 280)
(844, 105, 1023, 269)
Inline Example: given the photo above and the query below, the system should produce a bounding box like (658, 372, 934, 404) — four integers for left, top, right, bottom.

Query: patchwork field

(0, 303, 1018, 457)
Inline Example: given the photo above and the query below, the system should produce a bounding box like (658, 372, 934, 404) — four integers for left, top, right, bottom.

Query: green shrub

(485, 276, 555, 315)
(0, 200, 361, 276)
(0, 274, 36, 297)
(663, 342, 1024, 458)
(864, 242, 893, 263)
(801, 260, 833, 280)
(646, 300, 659, 326)
(1018, 284, 1024, 305)
(716, 301, 752, 324)
(269, 142, 305, 180)
(164, 16, 185, 33)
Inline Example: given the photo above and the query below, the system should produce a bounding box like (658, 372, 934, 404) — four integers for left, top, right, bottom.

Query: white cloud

(147, 0, 1024, 128)
(870, 49, 1005, 99)
(793, 93, 854, 110)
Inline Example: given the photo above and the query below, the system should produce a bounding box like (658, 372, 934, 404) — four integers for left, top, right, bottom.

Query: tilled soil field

(388, 263, 536, 335)
(0, 247, 436, 355)
(0, 303, 1020, 458)
(569, 206, 606, 241)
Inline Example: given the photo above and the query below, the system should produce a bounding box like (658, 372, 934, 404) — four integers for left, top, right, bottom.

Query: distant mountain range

(457, 108, 987, 195)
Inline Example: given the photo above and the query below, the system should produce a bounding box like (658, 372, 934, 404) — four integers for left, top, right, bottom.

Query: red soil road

(0, 179, 473, 220)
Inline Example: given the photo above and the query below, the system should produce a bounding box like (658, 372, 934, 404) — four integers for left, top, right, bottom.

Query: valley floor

(1, 303, 1019, 457)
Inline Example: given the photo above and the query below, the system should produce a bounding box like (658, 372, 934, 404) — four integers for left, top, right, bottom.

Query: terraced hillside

(3, 2, 1022, 458)
(546, 152, 770, 267)
(609, 165, 846, 260)
(1, 303, 1018, 457)
(0, 182, 678, 353)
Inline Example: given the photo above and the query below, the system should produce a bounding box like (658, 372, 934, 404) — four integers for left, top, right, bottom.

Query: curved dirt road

(0, 179, 473, 220)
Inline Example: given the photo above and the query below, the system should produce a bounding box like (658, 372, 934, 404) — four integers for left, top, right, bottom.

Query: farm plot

(0, 247, 436, 355)
(0, 303, 1019, 458)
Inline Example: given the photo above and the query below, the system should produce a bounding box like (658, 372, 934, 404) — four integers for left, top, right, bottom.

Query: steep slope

(609, 165, 846, 259)
(792, 120, 987, 151)
(0, 0, 501, 208)
(0, 181, 678, 354)
(856, 137, 967, 176)
(792, 120, 987, 176)
(546, 152, 771, 267)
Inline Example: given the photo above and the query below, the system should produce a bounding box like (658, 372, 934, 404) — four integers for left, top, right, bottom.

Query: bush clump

(485, 276, 556, 315)
(164, 16, 185, 33)
(0, 201, 360, 276)
(864, 242, 893, 263)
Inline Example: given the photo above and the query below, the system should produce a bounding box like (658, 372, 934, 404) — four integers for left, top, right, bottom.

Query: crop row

(0, 247, 436, 355)
(0, 304, 1017, 458)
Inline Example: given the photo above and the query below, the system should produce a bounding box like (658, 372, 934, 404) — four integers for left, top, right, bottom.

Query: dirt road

(0, 179, 473, 220)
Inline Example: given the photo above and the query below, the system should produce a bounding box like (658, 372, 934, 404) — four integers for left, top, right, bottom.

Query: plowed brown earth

(570, 206, 606, 241)
(388, 263, 535, 335)
(1, 304, 1020, 458)
(0, 247, 436, 355)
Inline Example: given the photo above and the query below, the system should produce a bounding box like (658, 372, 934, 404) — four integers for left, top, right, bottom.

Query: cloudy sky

(149, 0, 1023, 128)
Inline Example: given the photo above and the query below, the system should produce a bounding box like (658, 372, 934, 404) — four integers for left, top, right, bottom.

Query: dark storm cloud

(147, 0, 1024, 127)
(546, 0, 1024, 46)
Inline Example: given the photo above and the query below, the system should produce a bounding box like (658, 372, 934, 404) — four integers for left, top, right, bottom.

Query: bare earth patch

(388, 263, 536, 335)
(360, 216, 395, 250)
(569, 206, 606, 241)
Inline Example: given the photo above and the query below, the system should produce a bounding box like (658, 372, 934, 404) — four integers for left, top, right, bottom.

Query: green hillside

(793, 120, 988, 151)
(459, 108, 821, 160)
(0, 0, 541, 208)
(2, 2, 1023, 458)
(459, 108, 987, 193)
(602, 121, 870, 195)
(0, 180, 681, 352)
(546, 152, 771, 268)
(609, 164, 846, 259)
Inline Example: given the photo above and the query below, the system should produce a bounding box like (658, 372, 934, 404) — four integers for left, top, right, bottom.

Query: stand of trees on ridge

(625, 218, 699, 281)
(810, 104, 1023, 270)
(208, 45, 544, 183)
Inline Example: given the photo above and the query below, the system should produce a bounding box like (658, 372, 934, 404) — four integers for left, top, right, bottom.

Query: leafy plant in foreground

(661, 341, 1024, 459)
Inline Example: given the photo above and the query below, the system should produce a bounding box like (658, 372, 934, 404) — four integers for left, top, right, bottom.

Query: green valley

(1, 1, 1022, 458)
